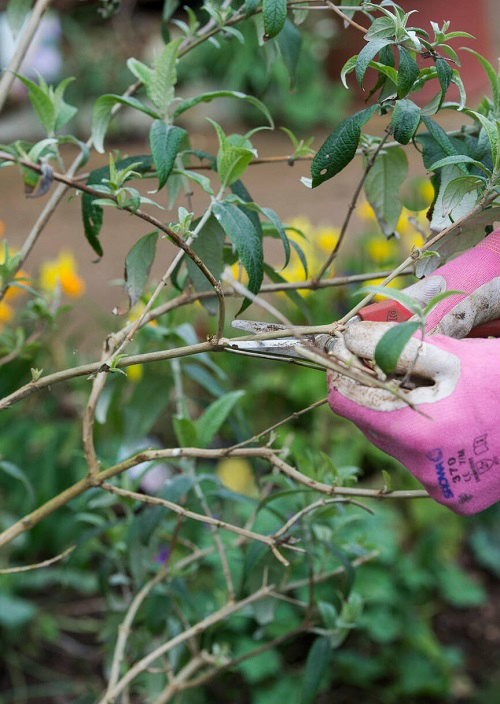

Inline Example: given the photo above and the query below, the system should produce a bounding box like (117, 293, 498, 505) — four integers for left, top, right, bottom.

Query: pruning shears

(229, 298, 500, 360)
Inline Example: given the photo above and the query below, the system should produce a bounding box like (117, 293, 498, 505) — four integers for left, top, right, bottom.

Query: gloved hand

(328, 230, 500, 514)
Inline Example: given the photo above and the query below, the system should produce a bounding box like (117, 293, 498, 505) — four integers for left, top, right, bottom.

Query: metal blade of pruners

(229, 320, 334, 359)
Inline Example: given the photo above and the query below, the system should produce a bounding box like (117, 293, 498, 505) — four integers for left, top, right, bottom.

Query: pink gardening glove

(328, 230, 500, 514)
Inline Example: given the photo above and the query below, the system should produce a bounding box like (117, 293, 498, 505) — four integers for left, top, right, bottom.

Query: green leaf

(289, 238, 308, 278)
(319, 601, 338, 632)
(418, 115, 461, 167)
(212, 202, 263, 308)
(261, 207, 290, 268)
(440, 43, 461, 66)
(430, 164, 480, 235)
(423, 290, 466, 316)
(381, 469, 392, 492)
(53, 76, 78, 131)
(462, 48, 500, 115)
(161, 0, 180, 42)
(0, 459, 35, 507)
(262, 0, 287, 39)
(218, 145, 255, 188)
(311, 105, 377, 187)
(175, 169, 214, 196)
(127, 57, 154, 86)
(374, 321, 421, 374)
(149, 39, 181, 118)
(441, 176, 481, 217)
(277, 18, 302, 87)
(365, 15, 397, 40)
(390, 98, 420, 144)
(368, 60, 398, 85)
(14, 73, 55, 134)
(196, 390, 246, 448)
(427, 154, 488, 173)
(364, 146, 408, 236)
(245, 0, 261, 16)
(435, 57, 452, 101)
(356, 38, 393, 88)
(186, 215, 226, 315)
(436, 564, 486, 607)
(124, 231, 158, 307)
(230, 180, 263, 242)
(82, 155, 153, 256)
(299, 636, 331, 704)
(416, 206, 500, 276)
(0, 593, 36, 629)
(340, 55, 358, 89)
(173, 90, 274, 128)
(397, 46, 419, 98)
(92, 95, 159, 153)
(450, 69, 467, 110)
(469, 111, 499, 167)
(173, 416, 199, 447)
(6, 0, 32, 35)
(149, 121, 186, 191)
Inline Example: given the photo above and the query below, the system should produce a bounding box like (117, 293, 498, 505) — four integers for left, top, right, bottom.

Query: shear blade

(231, 320, 291, 333)
(228, 339, 302, 358)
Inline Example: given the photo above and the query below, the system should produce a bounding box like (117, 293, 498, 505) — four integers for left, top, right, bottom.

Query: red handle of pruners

(356, 300, 500, 338)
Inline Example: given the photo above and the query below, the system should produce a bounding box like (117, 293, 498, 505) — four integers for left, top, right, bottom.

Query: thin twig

(99, 583, 275, 704)
(227, 398, 329, 451)
(101, 483, 296, 566)
(325, 0, 368, 33)
(313, 130, 391, 283)
(170, 357, 236, 600)
(0, 0, 53, 112)
(274, 497, 374, 539)
(174, 627, 306, 694)
(267, 452, 429, 500)
(153, 653, 216, 704)
(106, 518, 183, 698)
(0, 445, 429, 551)
(0, 545, 74, 574)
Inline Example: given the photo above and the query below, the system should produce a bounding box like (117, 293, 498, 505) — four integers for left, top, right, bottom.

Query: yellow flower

(39, 251, 85, 297)
(127, 301, 158, 326)
(279, 217, 339, 289)
(366, 237, 396, 264)
(216, 457, 258, 497)
(126, 364, 143, 382)
(229, 262, 249, 285)
(364, 277, 401, 301)
(0, 242, 30, 302)
(357, 200, 376, 221)
(316, 226, 340, 253)
(286, 215, 315, 239)
(0, 301, 13, 325)
(418, 179, 434, 207)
